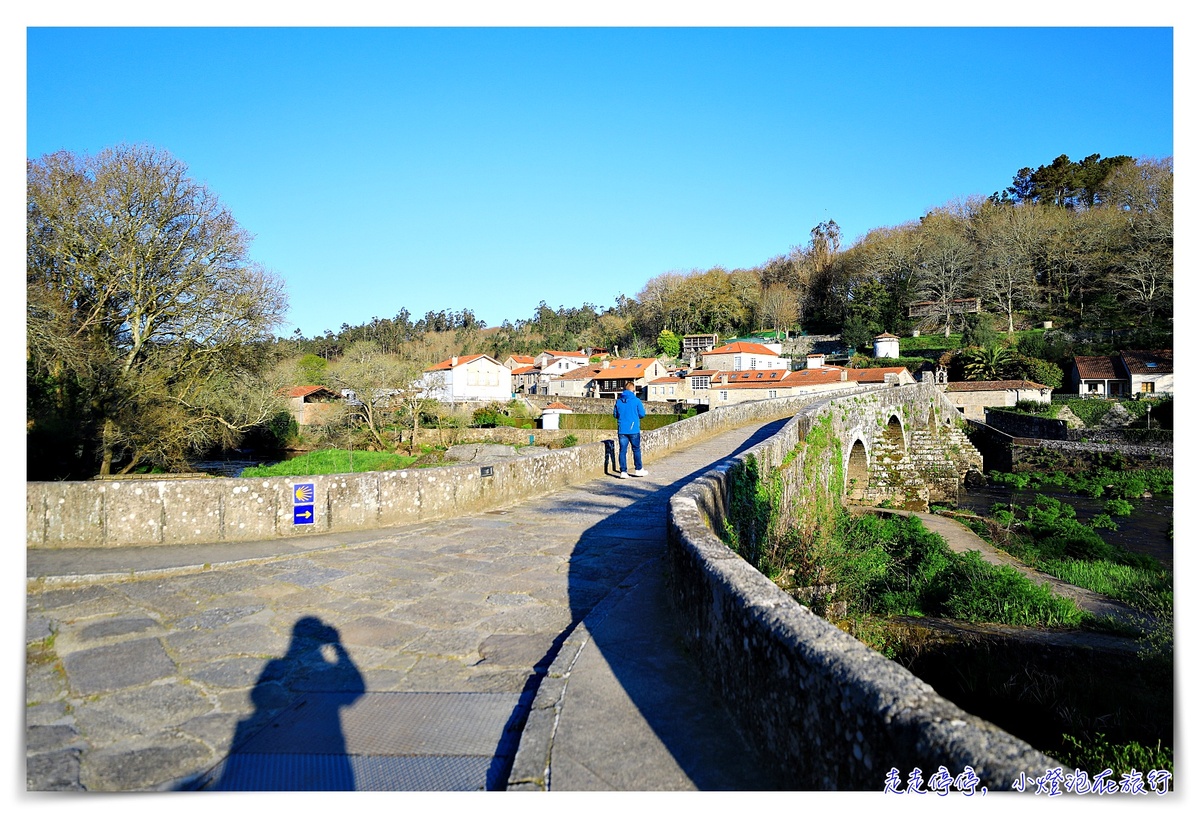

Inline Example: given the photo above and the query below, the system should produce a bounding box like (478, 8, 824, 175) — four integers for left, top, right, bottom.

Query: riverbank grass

(241, 449, 420, 477)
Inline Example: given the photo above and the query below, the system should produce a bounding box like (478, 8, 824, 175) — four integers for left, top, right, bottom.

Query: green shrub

(562, 433, 578, 447)
(1105, 498, 1135, 517)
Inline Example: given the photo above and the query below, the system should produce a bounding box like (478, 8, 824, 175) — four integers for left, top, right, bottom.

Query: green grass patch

(827, 512, 1083, 628)
(241, 449, 420, 477)
(1056, 733, 1173, 780)
(988, 467, 1171, 500)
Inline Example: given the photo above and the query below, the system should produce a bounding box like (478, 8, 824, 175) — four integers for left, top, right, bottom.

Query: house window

(1141, 382, 1155, 394)
(720, 391, 728, 401)
(1087, 382, 1099, 393)
(669, 386, 675, 395)
(768, 390, 777, 398)
(750, 358, 757, 369)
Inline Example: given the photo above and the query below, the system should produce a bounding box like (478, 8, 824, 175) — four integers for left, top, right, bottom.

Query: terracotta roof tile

(1073, 355, 1121, 380)
(424, 353, 494, 372)
(845, 367, 909, 382)
(283, 385, 340, 399)
(702, 341, 780, 357)
(1120, 349, 1172, 375)
(945, 380, 1048, 392)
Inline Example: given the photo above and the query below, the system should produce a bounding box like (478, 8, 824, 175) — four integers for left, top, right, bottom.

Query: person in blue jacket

(613, 383, 648, 478)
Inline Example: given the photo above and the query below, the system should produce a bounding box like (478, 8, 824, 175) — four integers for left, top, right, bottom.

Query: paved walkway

(26, 419, 791, 791)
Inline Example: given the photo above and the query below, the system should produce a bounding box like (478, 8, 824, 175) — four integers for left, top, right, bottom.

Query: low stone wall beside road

(27, 392, 854, 549)
(666, 391, 1058, 790)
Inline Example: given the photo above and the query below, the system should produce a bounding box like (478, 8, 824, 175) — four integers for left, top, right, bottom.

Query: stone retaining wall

(27, 391, 857, 549)
(525, 395, 683, 415)
(985, 408, 1173, 445)
(968, 421, 1171, 474)
(666, 388, 1058, 790)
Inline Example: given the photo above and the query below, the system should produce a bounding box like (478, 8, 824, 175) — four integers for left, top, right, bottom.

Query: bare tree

(969, 201, 1041, 333)
(913, 208, 975, 336)
(758, 283, 799, 332)
(27, 144, 288, 474)
(327, 341, 413, 450)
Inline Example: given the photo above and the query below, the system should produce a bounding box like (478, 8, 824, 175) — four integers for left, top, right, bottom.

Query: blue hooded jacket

(613, 388, 646, 434)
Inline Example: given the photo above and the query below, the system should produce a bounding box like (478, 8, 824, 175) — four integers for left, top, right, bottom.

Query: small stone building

(943, 380, 1051, 421)
(283, 385, 342, 426)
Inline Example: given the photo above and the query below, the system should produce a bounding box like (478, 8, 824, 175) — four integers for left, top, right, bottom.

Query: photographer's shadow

(208, 616, 365, 791)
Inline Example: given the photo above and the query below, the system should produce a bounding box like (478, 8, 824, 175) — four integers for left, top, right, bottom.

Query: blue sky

(23, 23, 1176, 339)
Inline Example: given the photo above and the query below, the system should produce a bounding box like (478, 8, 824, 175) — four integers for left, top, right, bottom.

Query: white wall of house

(701, 351, 788, 371)
(423, 358, 512, 402)
(1131, 372, 1173, 396)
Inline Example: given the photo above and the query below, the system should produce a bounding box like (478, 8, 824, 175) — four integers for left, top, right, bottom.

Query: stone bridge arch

(834, 389, 983, 509)
(844, 436, 870, 502)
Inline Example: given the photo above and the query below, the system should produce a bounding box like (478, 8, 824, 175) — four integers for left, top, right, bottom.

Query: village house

(1070, 350, 1173, 398)
(502, 354, 536, 371)
(681, 333, 721, 356)
(533, 350, 590, 370)
(645, 375, 694, 404)
(943, 380, 1052, 421)
(589, 358, 668, 398)
(421, 354, 512, 403)
(544, 363, 604, 398)
(845, 366, 917, 387)
(700, 341, 789, 372)
(510, 364, 541, 394)
(281, 385, 342, 426)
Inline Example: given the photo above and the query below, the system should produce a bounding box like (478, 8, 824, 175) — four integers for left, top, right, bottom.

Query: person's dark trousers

(618, 432, 642, 473)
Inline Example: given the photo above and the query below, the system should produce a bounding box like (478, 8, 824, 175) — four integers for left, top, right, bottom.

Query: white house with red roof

(546, 358, 667, 399)
(534, 350, 590, 370)
(1070, 350, 1173, 397)
(700, 341, 789, 372)
(421, 354, 512, 402)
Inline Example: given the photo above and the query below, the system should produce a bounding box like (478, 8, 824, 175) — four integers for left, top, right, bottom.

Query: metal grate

(200, 691, 523, 791)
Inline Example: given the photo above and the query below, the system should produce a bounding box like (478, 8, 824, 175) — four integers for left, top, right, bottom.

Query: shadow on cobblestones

(190, 616, 364, 790)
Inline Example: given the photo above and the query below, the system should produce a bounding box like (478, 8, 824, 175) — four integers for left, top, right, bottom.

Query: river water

(189, 451, 301, 478)
(955, 485, 1173, 569)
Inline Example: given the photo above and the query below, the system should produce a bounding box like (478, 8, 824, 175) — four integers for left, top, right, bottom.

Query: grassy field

(241, 449, 420, 477)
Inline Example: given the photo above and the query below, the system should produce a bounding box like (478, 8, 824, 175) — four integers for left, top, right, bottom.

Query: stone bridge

(833, 386, 983, 508)
(27, 384, 1046, 794)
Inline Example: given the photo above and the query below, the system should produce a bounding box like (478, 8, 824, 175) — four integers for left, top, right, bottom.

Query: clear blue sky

(24, 24, 1175, 340)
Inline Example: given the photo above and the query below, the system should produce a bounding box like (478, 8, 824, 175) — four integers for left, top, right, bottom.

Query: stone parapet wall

(525, 395, 682, 415)
(666, 388, 1058, 789)
(409, 427, 612, 447)
(27, 392, 855, 549)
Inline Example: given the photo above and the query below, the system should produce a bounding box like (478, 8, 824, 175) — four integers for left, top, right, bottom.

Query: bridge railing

(27, 388, 863, 549)
(666, 386, 1059, 790)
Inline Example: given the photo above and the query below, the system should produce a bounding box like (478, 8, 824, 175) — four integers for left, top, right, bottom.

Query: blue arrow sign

(293, 504, 315, 525)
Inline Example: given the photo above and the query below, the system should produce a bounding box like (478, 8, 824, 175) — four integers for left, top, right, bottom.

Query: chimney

(840, 369, 848, 381)
(603, 359, 610, 369)
(451, 356, 458, 367)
